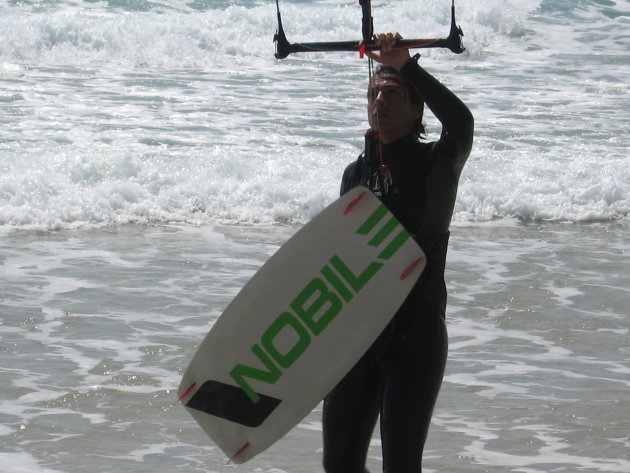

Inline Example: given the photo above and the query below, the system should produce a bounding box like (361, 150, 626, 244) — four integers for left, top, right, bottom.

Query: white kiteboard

(177, 186, 425, 463)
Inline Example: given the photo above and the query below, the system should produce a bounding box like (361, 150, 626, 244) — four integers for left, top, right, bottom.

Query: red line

(173, 381, 196, 406)
(400, 257, 424, 280)
(228, 442, 250, 464)
(343, 191, 366, 215)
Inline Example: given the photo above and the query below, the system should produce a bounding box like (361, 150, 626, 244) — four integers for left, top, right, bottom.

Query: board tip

(343, 191, 367, 215)
(400, 256, 424, 281)
(173, 381, 197, 407)
(227, 442, 250, 464)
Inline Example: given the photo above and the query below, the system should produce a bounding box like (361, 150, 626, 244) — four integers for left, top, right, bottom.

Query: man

(322, 33, 474, 473)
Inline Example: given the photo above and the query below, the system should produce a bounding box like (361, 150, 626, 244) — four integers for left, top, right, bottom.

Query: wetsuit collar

(380, 133, 419, 157)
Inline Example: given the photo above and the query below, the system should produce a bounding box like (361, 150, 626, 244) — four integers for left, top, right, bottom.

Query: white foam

(0, 424, 14, 436)
(1, 0, 627, 230)
(0, 452, 66, 473)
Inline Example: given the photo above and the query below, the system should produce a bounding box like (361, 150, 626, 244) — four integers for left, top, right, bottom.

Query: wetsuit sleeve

(399, 56, 474, 179)
(340, 158, 365, 196)
(340, 161, 355, 196)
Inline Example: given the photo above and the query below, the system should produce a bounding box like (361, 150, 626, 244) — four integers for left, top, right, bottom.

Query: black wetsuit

(322, 57, 474, 473)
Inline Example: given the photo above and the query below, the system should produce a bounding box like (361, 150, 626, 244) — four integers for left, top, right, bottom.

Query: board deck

(177, 186, 425, 463)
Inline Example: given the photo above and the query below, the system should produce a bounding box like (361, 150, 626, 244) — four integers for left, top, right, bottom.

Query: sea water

(0, 0, 628, 472)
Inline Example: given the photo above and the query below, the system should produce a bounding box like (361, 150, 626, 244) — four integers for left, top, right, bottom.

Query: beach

(2, 221, 628, 472)
(1, 0, 629, 471)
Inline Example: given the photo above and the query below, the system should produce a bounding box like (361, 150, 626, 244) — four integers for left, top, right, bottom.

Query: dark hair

(370, 65, 426, 138)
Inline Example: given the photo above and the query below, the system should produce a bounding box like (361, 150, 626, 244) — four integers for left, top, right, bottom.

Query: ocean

(0, 0, 628, 472)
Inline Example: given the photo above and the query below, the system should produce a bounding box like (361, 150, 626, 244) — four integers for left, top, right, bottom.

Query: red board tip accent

(343, 191, 366, 215)
(227, 442, 250, 464)
(400, 257, 424, 281)
(359, 44, 366, 58)
(173, 381, 196, 406)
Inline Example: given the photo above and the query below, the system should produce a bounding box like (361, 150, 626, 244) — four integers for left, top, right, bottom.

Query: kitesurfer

(322, 32, 474, 473)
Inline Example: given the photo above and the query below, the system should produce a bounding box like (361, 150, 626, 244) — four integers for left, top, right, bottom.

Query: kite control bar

(274, 0, 465, 60)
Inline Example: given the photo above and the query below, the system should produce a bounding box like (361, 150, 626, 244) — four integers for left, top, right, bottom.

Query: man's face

(367, 74, 423, 143)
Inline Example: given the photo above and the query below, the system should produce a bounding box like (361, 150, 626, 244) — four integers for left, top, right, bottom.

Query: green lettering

(230, 344, 281, 404)
(321, 264, 353, 302)
(368, 216, 399, 247)
(261, 312, 311, 369)
(291, 277, 343, 335)
(378, 229, 411, 260)
(356, 204, 388, 235)
(330, 255, 383, 292)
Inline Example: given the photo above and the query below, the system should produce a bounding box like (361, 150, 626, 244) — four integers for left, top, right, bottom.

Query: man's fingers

(372, 32, 403, 52)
